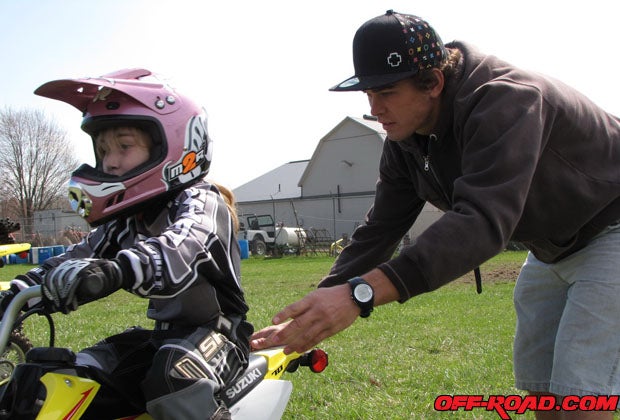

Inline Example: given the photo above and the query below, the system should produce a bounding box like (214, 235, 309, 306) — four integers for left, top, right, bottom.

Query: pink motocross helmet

(35, 68, 212, 226)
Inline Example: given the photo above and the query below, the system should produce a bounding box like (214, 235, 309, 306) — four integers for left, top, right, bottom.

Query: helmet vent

(105, 192, 125, 208)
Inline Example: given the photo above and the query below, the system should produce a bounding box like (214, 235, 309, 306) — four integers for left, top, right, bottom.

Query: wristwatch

(347, 277, 374, 318)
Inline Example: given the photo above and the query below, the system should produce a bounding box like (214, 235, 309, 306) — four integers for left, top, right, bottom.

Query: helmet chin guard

(35, 69, 212, 226)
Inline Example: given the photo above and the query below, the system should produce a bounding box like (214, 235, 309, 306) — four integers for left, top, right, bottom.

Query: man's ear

(429, 68, 444, 98)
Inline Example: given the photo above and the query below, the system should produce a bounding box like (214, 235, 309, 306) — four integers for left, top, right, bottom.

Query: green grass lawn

(241, 254, 524, 419)
(0, 251, 607, 419)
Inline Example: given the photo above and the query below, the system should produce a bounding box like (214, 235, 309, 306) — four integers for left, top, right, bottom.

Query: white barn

(233, 116, 442, 244)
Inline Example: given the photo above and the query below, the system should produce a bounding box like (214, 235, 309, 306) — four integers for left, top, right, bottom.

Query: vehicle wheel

(252, 238, 267, 256)
(0, 330, 32, 384)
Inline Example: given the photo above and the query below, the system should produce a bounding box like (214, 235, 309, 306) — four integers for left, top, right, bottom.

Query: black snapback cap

(330, 10, 446, 91)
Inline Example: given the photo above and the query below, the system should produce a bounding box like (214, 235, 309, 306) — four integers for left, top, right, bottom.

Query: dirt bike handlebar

(0, 278, 106, 355)
(0, 285, 41, 356)
(0, 278, 110, 355)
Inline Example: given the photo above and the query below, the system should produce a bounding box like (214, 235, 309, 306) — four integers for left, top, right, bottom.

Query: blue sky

(1, 0, 618, 188)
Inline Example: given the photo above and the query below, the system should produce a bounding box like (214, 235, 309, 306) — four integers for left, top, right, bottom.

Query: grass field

(241, 253, 525, 419)
(0, 251, 610, 419)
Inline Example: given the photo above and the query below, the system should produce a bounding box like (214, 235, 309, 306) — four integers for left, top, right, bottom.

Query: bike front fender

(230, 380, 293, 420)
(38, 372, 100, 419)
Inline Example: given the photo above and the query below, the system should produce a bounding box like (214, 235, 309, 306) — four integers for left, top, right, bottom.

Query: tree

(0, 107, 80, 235)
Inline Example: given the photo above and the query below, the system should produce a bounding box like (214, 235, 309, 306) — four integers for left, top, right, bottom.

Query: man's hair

(411, 48, 462, 91)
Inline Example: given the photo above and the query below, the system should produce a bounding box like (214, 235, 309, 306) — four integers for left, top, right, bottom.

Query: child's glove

(11, 268, 44, 287)
(9, 267, 47, 309)
(42, 258, 123, 314)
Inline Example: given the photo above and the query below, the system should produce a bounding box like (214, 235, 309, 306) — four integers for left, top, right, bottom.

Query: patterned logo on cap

(387, 52, 402, 68)
(396, 14, 445, 71)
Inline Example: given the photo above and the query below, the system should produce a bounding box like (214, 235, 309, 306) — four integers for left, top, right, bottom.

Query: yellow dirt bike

(0, 242, 33, 386)
(0, 284, 328, 419)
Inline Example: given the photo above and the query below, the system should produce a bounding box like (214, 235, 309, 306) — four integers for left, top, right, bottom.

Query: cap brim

(329, 70, 418, 92)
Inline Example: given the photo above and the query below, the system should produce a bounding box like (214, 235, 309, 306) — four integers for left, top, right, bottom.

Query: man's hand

(250, 269, 400, 354)
(42, 258, 123, 314)
(249, 322, 290, 351)
(250, 284, 359, 354)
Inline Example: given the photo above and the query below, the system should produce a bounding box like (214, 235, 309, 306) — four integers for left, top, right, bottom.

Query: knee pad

(142, 329, 245, 402)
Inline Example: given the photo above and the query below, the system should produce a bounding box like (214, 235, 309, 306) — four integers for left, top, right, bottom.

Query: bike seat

(26, 347, 76, 364)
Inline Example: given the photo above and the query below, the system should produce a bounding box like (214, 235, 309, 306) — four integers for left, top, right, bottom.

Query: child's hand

(42, 258, 123, 314)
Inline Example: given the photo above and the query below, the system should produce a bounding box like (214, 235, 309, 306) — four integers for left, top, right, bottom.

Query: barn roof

(233, 159, 308, 202)
(232, 116, 385, 203)
(297, 116, 385, 186)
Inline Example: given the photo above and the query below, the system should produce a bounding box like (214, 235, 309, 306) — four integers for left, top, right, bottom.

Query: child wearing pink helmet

(11, 69, 251, 419)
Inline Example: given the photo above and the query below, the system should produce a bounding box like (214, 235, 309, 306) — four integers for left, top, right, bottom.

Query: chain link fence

(8, 210, 90, 247)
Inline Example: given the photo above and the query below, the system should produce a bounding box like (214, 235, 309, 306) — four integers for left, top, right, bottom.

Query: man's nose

(368, 95, 384, 116)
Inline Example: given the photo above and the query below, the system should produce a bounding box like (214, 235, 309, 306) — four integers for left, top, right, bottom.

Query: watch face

(354, 284, 373, 303)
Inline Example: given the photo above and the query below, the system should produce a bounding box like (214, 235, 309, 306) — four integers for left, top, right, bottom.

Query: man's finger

(250, 323, 289, 350)
(272, 298, 311, 325)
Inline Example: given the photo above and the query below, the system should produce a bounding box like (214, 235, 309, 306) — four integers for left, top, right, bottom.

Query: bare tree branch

(0, 107, 80, 234)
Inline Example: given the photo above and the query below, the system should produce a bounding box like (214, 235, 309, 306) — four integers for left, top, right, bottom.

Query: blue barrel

(11, 253, 29, 264)
(36, 247, 52, 264)
(238, 239, 249, 259)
